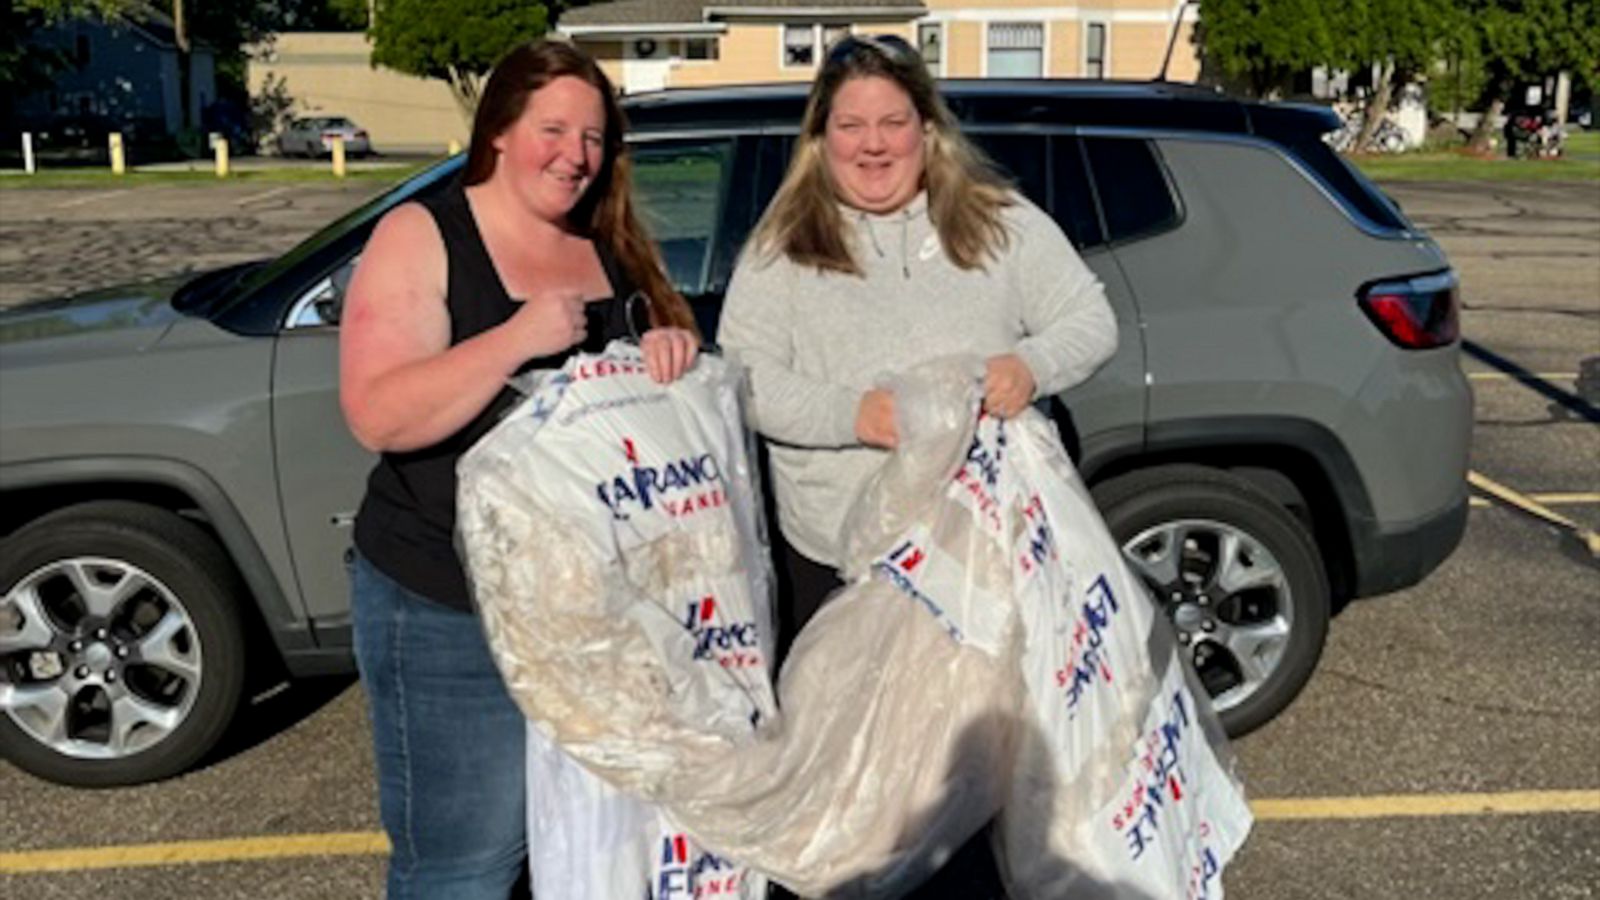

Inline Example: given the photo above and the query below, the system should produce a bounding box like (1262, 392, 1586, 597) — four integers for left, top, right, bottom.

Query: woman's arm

(1007, 200, 1119, 398)
(716, 251, 877, 448)
(338, 203, 586, 452)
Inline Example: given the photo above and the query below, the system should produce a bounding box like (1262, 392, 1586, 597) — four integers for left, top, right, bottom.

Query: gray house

(13, 7, 216, 137)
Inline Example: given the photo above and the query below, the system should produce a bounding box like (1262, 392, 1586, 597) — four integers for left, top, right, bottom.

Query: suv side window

(1082, 136, 1180, 244)
(968, 132, 1104, 252)
(1053, 136, 1104, 250)
(631, 139, 736, 296)
(969, 132, 1048, 210)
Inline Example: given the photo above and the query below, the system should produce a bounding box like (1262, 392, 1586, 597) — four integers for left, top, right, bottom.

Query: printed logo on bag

(681, 595, 762, 669)
(1110, 690, 1192, 861)
(571, 357, 649, 382)
(594, 437, 727, 521)
(1054, 574, 1121, 714)
(656, 833, 746, 898)
(874, 540, 965, 644)
(951, 421, 1005, 532)
(1017, 493, 1057, 577)
(520, 372, 572, 423)
(1185, 822, 1223, 900)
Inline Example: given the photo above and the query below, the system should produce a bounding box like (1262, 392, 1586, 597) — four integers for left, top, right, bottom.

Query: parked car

(0, 80, 1471, 787)
(275, 116, 371, 158)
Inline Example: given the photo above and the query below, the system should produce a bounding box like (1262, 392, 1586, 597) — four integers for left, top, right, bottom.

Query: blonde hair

(751, 36, 1014, 275)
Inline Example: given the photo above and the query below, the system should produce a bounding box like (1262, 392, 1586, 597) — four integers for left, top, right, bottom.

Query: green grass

(1564, 129, 1600, 156)
(0, 163, 433, 189)
(1350, 146, 1600, 182)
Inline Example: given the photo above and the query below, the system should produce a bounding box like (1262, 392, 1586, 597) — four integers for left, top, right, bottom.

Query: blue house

(12, 6, 217, 137)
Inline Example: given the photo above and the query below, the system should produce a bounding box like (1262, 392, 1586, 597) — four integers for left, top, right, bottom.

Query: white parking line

(236, 186, 293, 207)
(53, 189, 131, 209)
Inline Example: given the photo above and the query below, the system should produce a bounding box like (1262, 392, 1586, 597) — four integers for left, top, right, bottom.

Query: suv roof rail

(622, 79, 1253, 135)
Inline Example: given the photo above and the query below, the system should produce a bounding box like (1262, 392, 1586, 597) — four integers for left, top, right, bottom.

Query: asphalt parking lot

(1, 177, 1597, 899)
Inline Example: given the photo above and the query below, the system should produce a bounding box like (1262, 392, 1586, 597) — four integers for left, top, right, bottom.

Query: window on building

(75, 34, 91, 69)
(1085, 22, 1107, 79)
(682, 38, 719, 61)
(783, 24, 815, 67)
(987, 22, 1044, 78)
(917, 22, 942, 76)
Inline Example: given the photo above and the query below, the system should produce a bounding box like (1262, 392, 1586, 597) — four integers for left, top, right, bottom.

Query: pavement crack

(1322, 668, 1581, 720)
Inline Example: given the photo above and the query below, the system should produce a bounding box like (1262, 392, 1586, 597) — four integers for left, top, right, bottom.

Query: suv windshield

(210, 155, 463, 334)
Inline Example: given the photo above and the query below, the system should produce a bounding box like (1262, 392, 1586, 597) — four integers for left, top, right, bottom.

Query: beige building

(558, 0, 1201, 94)
(247, 1, 1199, 152)
(248, 32, 470, 154)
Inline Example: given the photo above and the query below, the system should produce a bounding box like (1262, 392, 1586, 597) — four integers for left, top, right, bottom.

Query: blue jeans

(352, 551, 527, 899)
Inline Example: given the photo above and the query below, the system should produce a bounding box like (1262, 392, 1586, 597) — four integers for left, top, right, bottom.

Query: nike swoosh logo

(918, 235, 941, 261)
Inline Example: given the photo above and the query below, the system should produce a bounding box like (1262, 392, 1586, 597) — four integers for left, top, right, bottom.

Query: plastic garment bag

(994, 405, 1254, 900)
(457, 344, 775, 899)
(458, 347, 1251, 899)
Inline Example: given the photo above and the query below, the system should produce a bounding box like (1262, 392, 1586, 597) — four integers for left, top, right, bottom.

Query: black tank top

(353, 180, 642, 611)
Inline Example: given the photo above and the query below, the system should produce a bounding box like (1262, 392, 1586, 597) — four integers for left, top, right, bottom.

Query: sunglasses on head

(824, 33, 919, 67)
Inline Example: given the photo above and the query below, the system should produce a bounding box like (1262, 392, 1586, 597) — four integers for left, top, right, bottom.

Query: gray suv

(0, 81, 1471, 787)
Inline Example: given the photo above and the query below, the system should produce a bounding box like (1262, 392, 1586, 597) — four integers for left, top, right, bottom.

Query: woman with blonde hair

(339, 40, 698, 897)
(718, 34, 1118, 664)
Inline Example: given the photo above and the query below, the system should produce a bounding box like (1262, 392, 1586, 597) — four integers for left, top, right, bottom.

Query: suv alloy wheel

(0, 501, 248, 786)
(1092, 465, 1331, 737)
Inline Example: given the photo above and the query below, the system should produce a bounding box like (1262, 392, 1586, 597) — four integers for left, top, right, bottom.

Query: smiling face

(492, 75, 607, 223)
(823, 75, 926, 214)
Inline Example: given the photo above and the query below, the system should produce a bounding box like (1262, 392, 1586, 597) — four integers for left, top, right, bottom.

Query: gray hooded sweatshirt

(718, 191, 1117, 567)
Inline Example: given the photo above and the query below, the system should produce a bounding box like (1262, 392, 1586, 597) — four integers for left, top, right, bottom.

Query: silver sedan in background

(276, 116, 372, 158)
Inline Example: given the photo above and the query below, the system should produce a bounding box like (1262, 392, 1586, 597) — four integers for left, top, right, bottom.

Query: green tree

(1329, 0, 1457, 150)
(1194, 0, 1336, 97)
(369, 0, 551, 119)
(1462, 0, 1600, 150)
(1198, 0, 1461, 150)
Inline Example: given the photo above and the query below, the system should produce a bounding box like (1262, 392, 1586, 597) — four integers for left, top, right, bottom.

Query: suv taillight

(1359, 271, 1459, 349)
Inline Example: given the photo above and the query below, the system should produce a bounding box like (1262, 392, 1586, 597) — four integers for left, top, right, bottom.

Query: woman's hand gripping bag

(456, 341, 775, 900)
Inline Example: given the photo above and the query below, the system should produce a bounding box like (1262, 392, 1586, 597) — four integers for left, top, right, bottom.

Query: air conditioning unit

(633, 37, 661, 59)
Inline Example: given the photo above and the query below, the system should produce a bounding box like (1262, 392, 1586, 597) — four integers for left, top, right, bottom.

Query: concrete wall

(248, 32, 468, 154)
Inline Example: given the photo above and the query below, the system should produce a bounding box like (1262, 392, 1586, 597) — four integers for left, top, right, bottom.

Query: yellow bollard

(331, 136, 346, 177)
(214, 136, 230, 178)
(109, 132, 125, 175)
(447, 138, 462, 156)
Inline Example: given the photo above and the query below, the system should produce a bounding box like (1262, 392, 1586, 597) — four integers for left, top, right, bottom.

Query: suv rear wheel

(0, 501, 247, 786)
(1092, 465, 1330, 737)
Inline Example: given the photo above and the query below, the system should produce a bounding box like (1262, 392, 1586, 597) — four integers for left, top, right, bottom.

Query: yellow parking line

(2, 790, 1597, 874)
(1468, 470, 1600, 556)
(1251, 789, 1600, 821)
(0, 831, 388, 874)
(1466, 371, 1578, 382)
(1470, 492, 1600, 508)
